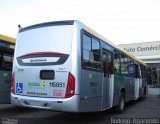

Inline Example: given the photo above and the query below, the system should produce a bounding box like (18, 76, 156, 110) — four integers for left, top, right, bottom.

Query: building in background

(0, 34, 16, 103)
(119, 41, 160, 87)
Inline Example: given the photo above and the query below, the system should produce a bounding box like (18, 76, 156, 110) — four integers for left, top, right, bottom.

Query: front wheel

(114, 93, 125, 114)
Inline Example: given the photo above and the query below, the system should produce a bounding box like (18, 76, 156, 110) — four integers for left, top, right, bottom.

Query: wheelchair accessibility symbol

(16, 83, 23, 93)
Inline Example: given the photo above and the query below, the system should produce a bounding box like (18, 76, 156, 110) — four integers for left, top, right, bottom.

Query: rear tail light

(65, 72, 75, 98)
(11, 73, 15, 94)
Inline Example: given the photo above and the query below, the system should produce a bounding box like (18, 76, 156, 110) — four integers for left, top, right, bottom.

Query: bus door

(102, 49, 113, 110)
(0, 52, 13, 103)
(134, 64, 140, 99)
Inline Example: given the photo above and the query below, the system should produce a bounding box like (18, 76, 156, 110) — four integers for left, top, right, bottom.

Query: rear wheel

(114, 92, 125, 114)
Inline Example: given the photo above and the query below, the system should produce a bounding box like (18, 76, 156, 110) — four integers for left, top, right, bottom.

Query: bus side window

(128, 58, 135, 77)
(121, 54, 129, 76)
(107, 54, 113, 76)
(135, 64, 140, 78)
(0, 54, 2, 68)
(114, 51, 121, 74)
(82, 32, 101, 69)
(140, 65, 147, 79)
(1, 54, 13, 70)
(103, 54, 107, 77)
(103, 51, 113, 77)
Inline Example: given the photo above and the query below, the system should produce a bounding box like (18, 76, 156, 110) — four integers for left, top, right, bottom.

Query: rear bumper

(11, 93, 80, 112)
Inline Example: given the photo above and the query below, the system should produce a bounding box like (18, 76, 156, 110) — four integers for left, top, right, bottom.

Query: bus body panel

(113, 75, 135, 105)
(11, 93, 80, 112)
(124, 77, 135, 102)
(80, 70, 102, 112)
(101, 74, 115, 110)
(113, 74, 122, 106)
(113, 74, 125, 106)
(14, 62, 70, 98)
(69, 21, 83, 99)
(134, 78, 140, 99)
(109, 75, 114, 108)
(0, 70, 12, 103)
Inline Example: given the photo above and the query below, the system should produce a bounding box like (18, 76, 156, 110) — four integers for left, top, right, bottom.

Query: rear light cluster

(11, 73, 15, 94)
(65, 72, 75, 98)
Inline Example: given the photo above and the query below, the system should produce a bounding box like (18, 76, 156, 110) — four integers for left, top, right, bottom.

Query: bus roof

(83, 24, 147, 67)
(0, 34, 16, 44)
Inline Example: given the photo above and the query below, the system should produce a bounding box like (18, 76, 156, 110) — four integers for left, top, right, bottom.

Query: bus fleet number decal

(49, 82, 65, 88)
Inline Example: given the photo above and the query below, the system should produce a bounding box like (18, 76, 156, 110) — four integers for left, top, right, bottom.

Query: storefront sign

(119, 41, 160, 56)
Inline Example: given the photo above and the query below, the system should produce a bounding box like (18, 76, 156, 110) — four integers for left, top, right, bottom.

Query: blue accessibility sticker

(16, 83, 23, 94)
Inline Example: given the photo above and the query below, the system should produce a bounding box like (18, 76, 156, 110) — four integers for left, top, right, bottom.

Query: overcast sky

(1, 0, 160, 44)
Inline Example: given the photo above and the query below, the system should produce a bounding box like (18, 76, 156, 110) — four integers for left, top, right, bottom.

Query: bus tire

(114, 92, 125, 114)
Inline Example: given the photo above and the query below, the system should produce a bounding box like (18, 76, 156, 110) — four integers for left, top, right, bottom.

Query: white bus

(11, 20, 147, 113)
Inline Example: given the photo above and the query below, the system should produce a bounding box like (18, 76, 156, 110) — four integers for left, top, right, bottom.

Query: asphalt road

(0, 95, 160, 124)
